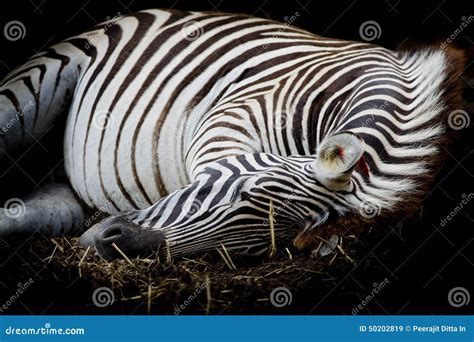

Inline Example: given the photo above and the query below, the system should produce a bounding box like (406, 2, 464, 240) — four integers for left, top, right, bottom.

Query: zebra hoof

(91, 216, 165, 261)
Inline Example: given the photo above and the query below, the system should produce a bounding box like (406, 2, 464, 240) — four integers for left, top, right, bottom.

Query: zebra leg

(0, 184, 86, 237)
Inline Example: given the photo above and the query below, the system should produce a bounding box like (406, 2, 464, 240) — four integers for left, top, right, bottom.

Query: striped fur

(0, 9, 464, 258)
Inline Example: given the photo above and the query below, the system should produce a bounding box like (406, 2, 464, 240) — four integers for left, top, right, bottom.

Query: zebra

(0, 9, 465, 260)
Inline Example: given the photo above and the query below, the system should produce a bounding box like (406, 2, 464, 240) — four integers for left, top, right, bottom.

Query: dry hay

(0, 230, 382, 314)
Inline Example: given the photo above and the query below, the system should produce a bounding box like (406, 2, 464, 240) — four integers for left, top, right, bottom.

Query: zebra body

(0, 9, 463, 258)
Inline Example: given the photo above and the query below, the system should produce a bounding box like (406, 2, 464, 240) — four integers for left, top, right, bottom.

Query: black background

(0, 0, 473, 315)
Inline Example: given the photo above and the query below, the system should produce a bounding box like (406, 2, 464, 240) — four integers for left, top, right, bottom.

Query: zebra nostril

(94, 224, 129, 260)
(100, 225, 124, 242)
(93, 216, 166, 260)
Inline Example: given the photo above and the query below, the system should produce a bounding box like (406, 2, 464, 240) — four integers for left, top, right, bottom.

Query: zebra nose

(100, 225, 124, 242)
(94, 224, 128, 260)
(93, 216, 165, 260)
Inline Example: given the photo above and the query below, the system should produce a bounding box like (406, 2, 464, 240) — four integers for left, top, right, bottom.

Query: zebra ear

(313, 132, 366, 191)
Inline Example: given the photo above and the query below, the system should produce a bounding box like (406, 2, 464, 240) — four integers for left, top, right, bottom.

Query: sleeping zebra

(0, 9, 464, 259)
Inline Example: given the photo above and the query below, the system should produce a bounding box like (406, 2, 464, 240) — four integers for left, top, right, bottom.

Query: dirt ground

(1, 233, 363, 314)
(1, 202, 471, 315)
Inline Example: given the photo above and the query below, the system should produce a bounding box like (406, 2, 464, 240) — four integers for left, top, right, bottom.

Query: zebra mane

(343, 47, 465, 219)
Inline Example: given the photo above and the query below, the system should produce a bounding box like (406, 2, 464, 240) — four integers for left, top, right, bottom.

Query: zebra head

(84, 131, 371, 260)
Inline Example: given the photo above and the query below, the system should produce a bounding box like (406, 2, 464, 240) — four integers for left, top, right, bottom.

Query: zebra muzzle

(84, 216, 165, 260)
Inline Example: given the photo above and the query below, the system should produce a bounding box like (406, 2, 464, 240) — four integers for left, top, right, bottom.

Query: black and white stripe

(0, 9, 460, 257)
